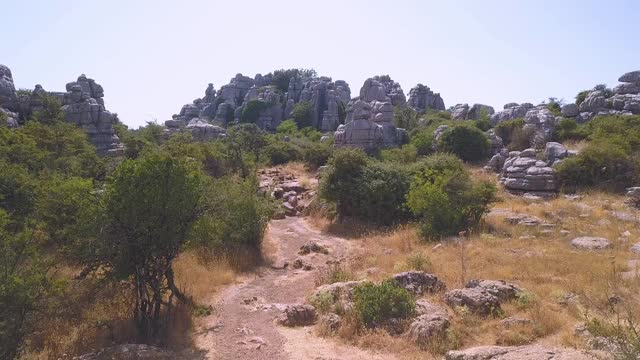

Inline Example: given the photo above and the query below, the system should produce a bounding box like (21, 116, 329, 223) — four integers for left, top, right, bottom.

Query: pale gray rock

(468, 103, 495, 120)
(613, 82, 640, 95)
(561, 103, 579, 117)
(630, 242, 640, 254)
(185, 118, 226, 141)
(450, 103, 469, 120)
(490, 102, 534, 125)
(391, 271, 446, 295)
(277, 304, 316, 327)
(406, 301, 450, 346)
(0, 64, 16, 108)
(523, 107, 557, 148)
(500, 148, 558, 192)
(625, 187, 640, 208)
(571, 237, 612, 250)
(465, 279, 522, 302)
(445, 344, 597, 360)
(334, 100, 384, 151)
(618, 70, 640, 84)
(443, 287, 502, 315)
(407, 84, 445, 112)
(544, 142, 568, 165)
(579, 90, 607, 113)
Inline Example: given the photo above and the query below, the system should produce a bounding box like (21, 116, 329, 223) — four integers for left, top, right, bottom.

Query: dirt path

(193, 216, 395, 360)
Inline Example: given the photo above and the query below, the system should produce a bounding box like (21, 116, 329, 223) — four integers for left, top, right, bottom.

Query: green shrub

(409, 127, 435, 156)
(353, 280, 415, 328)
(320, 149, 414, 225)
(394, 105, 418, 130)
(276, 119, 298, 134)
(553, 118, 586, 142)
(407, 153, 497, 240)
(494, 118, 524, 146)
(292, 101, 314, 129)
(555, 141, 638, 192)
(437, 125, 490, 162)
(575, 90, 589, 106)
(265, 140, 301, 165)
(380, 144, 418, 164)
(240, 100, 268, 123)
(303, 141, 332, 169)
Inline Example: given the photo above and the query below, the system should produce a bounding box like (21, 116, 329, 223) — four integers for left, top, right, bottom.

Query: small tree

(437, 125, 490, 162)
(291, 101, 314, 129)
(81, 152, 205, 340)
(394, 105, 418, 130)
(225, 123, 266, 176)
(240, 100, 268, 124)
(407, 154, 496, 240)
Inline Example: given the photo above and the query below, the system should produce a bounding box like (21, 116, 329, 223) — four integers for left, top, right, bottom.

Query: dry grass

(310, 189, 640, 357)
(280, 161, 317, 188)
(173, 251, 236, 304)
(23, 250, 238, 359)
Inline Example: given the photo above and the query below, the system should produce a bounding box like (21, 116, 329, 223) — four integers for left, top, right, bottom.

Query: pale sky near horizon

(2, 0, 639, 128)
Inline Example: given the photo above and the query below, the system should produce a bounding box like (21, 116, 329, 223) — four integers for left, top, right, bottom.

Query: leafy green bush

(380, 144, 418, 164)
(292, 101, 314, 129)
(555, 142, 638, 192)
(303, 141, 332, 169)
(353, 280, 415, 328)
(190, 177, 273, 257)
(407, 153, 497, 240)
(394, 105, 418, 130)
(320, 149, 414, 225)
(270, 68, 316, 93)
(276, 119, 298, 134)
(409, 127, 435, 156)
(437, 125, 490, 162)
(575, 90, 589, 106)
(553, 118, 586, 142)
(240, 100, 268, 123)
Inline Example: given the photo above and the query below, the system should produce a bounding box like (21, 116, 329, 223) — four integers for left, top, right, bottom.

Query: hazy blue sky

(2, 0, 638, 128)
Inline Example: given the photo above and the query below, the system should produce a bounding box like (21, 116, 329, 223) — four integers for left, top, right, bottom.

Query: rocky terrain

(0, 65, 123, 156)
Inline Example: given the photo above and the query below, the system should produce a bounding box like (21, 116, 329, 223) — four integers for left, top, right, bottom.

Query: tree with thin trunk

(81, 151, 205, 341)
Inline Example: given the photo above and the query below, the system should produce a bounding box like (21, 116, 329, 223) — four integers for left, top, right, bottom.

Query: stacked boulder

(406, 83, 445, 112)
(490, 102, 534, 125)
(449, 103, 495, 120)
(170, 72, 351, 134)
(500, 148, 557, 193)
(562, 70, 640, 123)
(0, 65, 123, 156)
(335, 76, 408, 150)
(62, 75, 124, 156)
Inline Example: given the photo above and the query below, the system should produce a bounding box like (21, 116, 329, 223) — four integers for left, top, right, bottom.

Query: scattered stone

(631, 242, 640, 254)
(75, 344, 188, 360)
(319, 313, 342, 332)
(392, 271, 446, 295)
(571, 237, 612, 250)
(445, 344, 597, 360)
(501, 317, 532, 328)
(466, 280, 522, 302)
(291, 258, 313, 271)
(406, 302, 450, 346)
(277, 304, 316, 327)
(443, 287, 502, 316)
(625, 187, 640, 208)
(299, 242, 329, 255)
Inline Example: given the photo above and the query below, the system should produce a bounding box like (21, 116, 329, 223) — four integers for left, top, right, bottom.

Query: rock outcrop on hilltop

(168, 72, 351, 135)
(450, 103, 495, 120)
(490, 102, 534, 125)
(334, 75, 411, 151)
(406, 83, 445, 112)
(0, 65, 123, 156)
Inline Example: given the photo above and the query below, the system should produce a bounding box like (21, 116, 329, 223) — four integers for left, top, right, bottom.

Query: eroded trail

(193, 217, 394, 360)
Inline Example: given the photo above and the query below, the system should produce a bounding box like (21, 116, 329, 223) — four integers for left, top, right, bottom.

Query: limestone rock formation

(0, 65, 123, 156)
(406, 301, 450, 346)
(562, 70, 640, 124)
(171, 72, 350, 133)
(407, 84, 445, 112)
(277, 304, 317, 327)
(61, 75, 124, 156)
(450, 103, 495, 120)
(522, 106, 558, 148)
(444, 279, 522, 316)
(491, 103, 534, 125)
(500, 149, 557, 193)
(0, 64, 17, 108)
(391, 271, 446, 295)
(334, 100, 384, 151)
